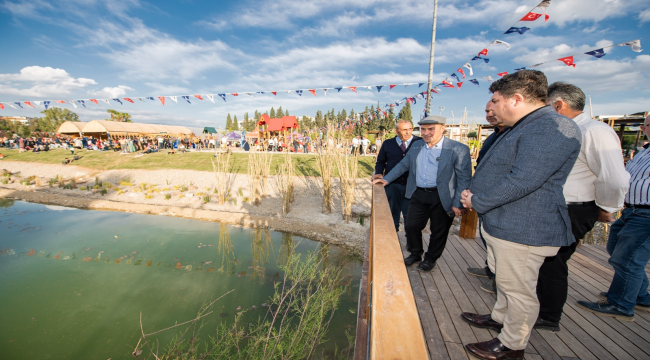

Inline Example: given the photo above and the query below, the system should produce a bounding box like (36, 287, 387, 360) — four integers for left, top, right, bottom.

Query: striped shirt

(625, 147, 650, 205)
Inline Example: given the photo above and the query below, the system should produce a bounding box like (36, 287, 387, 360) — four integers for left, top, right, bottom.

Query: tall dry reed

(315, 140, 335, 213)
(334, 147, 358, 223)
(276, 151, 295, 214)
(247, 150, 264, 206)
(211, 152, 232, 205)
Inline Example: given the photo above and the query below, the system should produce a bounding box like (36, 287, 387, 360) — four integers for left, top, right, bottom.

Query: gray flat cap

(418, 115, 446, 125)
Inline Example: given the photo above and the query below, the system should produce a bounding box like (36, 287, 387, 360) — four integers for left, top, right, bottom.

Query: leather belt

(417, 186, 437, 192)
(625, 203, 650, 209)
(566, 201, 596, 206)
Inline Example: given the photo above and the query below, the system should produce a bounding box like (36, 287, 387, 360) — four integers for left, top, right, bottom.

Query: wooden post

(459, 209, 479, 239)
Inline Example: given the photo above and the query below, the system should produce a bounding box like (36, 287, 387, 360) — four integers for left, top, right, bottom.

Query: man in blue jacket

(459, 70, 581, 360)
(373, 115, 472, 272)
(371, 119, 422, 232)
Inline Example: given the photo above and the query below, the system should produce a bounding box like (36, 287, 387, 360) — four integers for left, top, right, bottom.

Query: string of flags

(0, 82, 434, 111)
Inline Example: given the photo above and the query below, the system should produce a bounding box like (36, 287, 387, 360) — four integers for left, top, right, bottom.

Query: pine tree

(276, 107, 284, 118)
(285, 109, 289, 116)
(243, 112, 250, 131)
(398, 102, 413, 124)
(233, 115, 239, 130)
(226, 113, 233, 130)
(270, 107, 276, 118)
(315, 110, 324, 128)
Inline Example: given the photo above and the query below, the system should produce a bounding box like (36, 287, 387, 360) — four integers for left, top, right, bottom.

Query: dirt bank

(0, 161, 372, 252)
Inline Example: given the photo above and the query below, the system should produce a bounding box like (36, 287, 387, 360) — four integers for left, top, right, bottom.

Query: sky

(0, 0, 649, 132)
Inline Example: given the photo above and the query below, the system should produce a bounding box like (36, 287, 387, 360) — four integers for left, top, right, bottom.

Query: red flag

(382, 110, 387, 116)
(271, 91, 277, 95)
(231, 93, 238, 96)
(194, 95, 203, 100)
(457, 82, 463, 89)
(24, 101, 35, 108)
(158, 96, 165, 105)
(89, 99, 98, 105)
(0, 103, 4, 110)
(124, 98, 134, 103)
(308, 89, 316, 96)
(431, 88, 439, 94)
(545, 14, 550, 22)
(349, 87, 357, 93)
(479, 48, 488, 57)
(442, 80, 455, 88)
(558, 56, 576, 68)
(497, 71, 508, 77)
(390, 84, 396, 89)
(521, 12, 542, 21)
(457, 68, 465, 78)
(55, 100, 66, 104)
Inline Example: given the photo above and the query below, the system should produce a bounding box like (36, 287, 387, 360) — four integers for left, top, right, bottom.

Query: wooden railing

(354, 184, 428, 359)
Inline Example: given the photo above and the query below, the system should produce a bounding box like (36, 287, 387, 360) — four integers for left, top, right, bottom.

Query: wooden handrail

(354, 184, 428, 359)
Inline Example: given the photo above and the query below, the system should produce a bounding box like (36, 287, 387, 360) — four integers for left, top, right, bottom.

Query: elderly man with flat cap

(373, 115, 472, 271)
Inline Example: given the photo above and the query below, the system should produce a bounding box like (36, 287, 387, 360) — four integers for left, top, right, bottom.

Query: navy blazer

(374, 136, 422, 185)
(383, 137, 472, 217)
(470, 106, 581, 247)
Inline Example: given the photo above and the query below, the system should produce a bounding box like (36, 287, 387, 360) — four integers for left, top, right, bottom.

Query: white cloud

(87, 85, 134, 98)
(144, 82, 191, 94)
(640, 8, 650, 22)
(0, 66, 97, 97)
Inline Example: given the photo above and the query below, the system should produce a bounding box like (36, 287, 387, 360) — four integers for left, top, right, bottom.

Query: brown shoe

(465, 338, 524, 360)
(460, 313, 503, 331)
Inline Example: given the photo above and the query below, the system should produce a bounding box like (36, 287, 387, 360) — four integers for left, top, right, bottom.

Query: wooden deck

(399, 232, 650, 360)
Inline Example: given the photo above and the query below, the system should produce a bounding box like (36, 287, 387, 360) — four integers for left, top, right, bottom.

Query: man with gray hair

(535, 82, 629, 331)
(372, 119, 422, 232)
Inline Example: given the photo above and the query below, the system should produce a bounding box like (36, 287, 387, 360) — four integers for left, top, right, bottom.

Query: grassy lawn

(0, 148, 377, 178)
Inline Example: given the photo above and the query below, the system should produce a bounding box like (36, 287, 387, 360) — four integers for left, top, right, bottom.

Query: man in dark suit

(373, 115, 472, 272)
(371, 119, 422, 232)
(459, 70, 581, 360)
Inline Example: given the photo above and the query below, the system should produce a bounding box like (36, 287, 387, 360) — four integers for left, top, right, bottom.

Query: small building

(57, 120, 194, 139)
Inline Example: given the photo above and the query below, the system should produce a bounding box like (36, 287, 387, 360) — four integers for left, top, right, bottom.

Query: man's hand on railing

(372, 178, 388, 186)
(370, 174, 383, 181)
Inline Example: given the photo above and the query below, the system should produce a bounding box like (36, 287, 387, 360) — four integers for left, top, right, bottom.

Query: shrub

(100, 188, 108, 196)
(165, 194, 171, 200)
(203, 195, 210, 204)
(119, 178, 132, 186)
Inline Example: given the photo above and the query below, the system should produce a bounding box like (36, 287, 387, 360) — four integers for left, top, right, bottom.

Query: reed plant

(212, 152, 233, 205)
(275, 151, 295, 214)
(247, 150, 265, 206)
(315, 140, 335, 214)
(334, 148, 358, 223)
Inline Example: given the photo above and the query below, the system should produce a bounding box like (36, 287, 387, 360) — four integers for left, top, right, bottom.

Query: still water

(0, 200, 361, 359)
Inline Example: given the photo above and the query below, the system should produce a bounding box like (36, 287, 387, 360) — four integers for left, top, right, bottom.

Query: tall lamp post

(425, 0, 439, 117)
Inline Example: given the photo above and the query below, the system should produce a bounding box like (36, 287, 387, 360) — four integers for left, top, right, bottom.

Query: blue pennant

(14, 102, 23, 108)
(218, 94, 226, 102)
(419, 83, 424, 87)
(44, 101, 50, 109)
(451, 73, 461, 82)
(514, 67, 526, 71)
(335, 87, 342, 92)
(469, 79, 479, 86)
(504, 27, 530, 35)
(295, 90, 303, 96)
(182, 95, 191, 104)
(147, 97, 155, 101)
(78, 100, 86, 108)
(113, 98, 122, 105)
(376, 85, 383, 92)
(471, 56, 490, 63)
(585, 49, 606, 58)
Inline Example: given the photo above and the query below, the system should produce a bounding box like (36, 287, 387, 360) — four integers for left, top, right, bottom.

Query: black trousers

(385, 183, 410, 232)
(537, 201, 600, 322)
(405, 188, 454, 262)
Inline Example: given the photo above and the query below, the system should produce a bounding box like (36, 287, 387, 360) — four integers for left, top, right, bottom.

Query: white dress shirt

(563, 112, 630, 213)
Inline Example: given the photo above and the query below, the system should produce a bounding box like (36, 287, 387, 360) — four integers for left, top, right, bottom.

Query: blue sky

(0, 0, 649, 131)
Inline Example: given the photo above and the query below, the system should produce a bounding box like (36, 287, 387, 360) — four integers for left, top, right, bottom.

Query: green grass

(1, 148, 376, 178)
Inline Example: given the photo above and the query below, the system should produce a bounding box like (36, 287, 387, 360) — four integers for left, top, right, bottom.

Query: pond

(0, 200, 362, 359)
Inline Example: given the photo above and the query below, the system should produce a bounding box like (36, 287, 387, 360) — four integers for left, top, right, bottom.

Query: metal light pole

(425, 0, 439, 117)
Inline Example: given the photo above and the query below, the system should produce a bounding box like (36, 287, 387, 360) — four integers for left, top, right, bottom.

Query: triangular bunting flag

(463, 62, 473, 76)
(89, 99, 98, 105)
(295, 90, 303, 96)
(101, 99, 110, 105)
(390, 84, 396, 89)
(147, 97, 155, 101)
(558, 56, 576, 68)
(537, 0, 551, 9)
(44, 101, 50, 109)
(136, 97, 144, 101)
(335, 87, 342, 92)
(376, 85, 383, 92)
(0, 103, 4, 110)
(33, 101, 41, 106)
(497, 72, 508, 77)
(24, 101, 35, 108)
(231, 93, 238, 96)
(6, 103, 17, 109)
(472, 56, 490, 63)
(158, 96, 165, 105)
(491, 40, 511, 50)
(419, 83, 424, 87)
(545, 14, 550, 22)
(442, 80, 455, 88)
(504, 27, 530, 35)
(322, 89, 328, 96)
(194, 95, 203, 100)
(271, 92, 277, 96)
(521, 12, 543, 21)
(170, 96, 178, 103)
(618, 39, 642, 53)
(451, 73, 461, 82)
(457, 68, 466, 78)
(244, 93, 253, 97)
(218, 94, 226, 101)
(349, 87, 357, 93)
(469, 79, 479, 86)
(363, 86, 371, 90)
(182, 95, 191, 104)
(124, 98, 134, 103)
(483, 76, 495, 83)
(478, 48, 488, 57)
(112, 98, 122, 105)
(309, 89, 316, 96)
(514, 67, 526, 71)
(206, 94, 215, 103)
(585, 49, 606, 58)
(457, 82, 463, 89)
(77, 100, 86, 108)
(69, 100, 77, 108)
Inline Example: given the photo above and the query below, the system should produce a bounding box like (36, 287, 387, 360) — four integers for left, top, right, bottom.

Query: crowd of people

(372, 70, 649, 360)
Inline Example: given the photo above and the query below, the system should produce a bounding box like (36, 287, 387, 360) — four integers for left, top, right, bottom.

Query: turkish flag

(479, 48, 488, 57)
(158, 96, 165, 105)
(457, 68, 465, 78)
(497, 72, 508, 77)
(194, 95, 204, 100)
(309, 89, 316, 96)
(390, 84, 396, 89)
(558, 56, 576, 68)
(521, 12, 542, 21)
(442, 80, 455, 88)
(545, 14, 550, 22)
